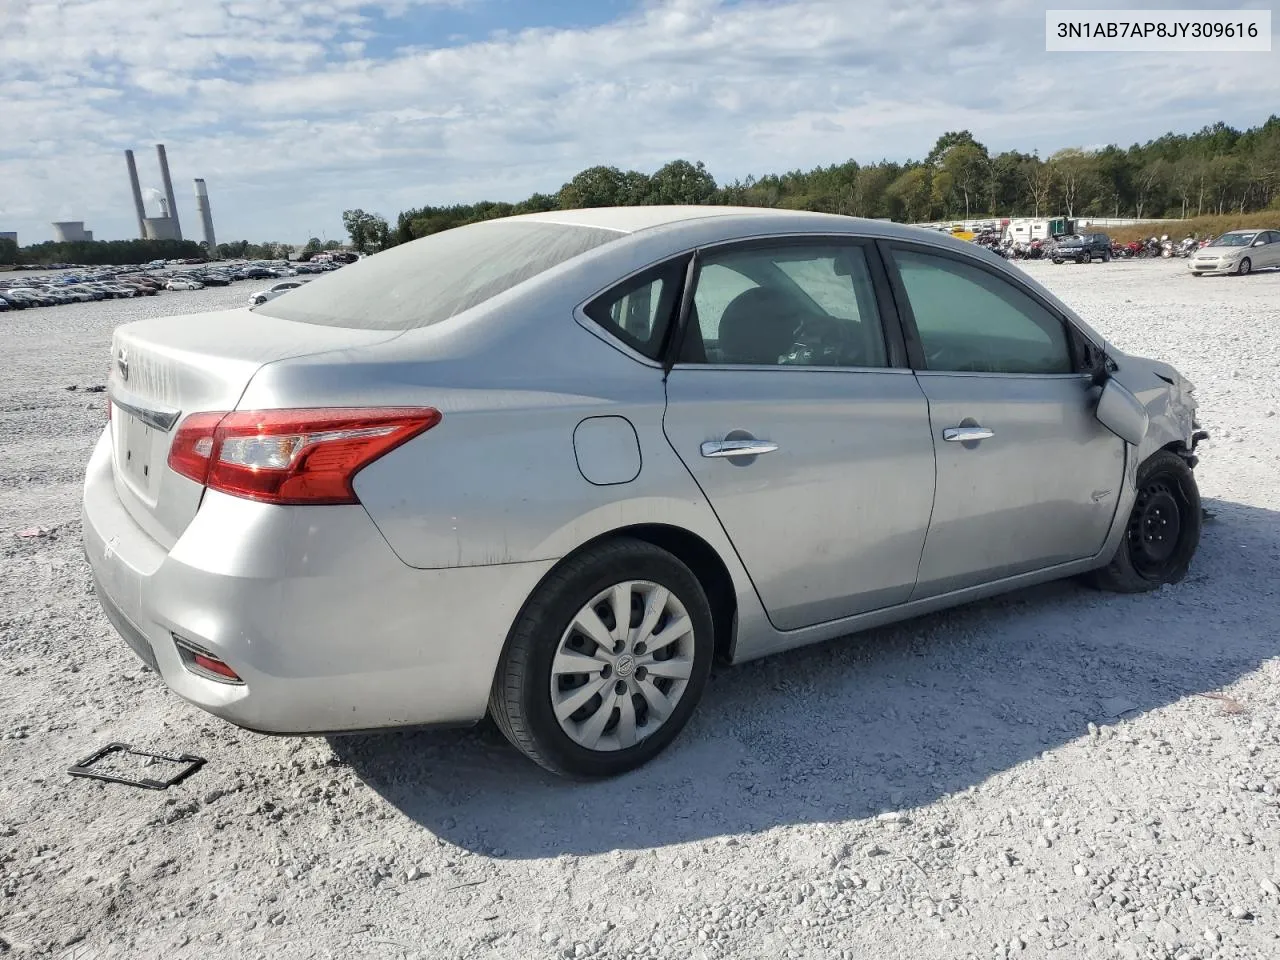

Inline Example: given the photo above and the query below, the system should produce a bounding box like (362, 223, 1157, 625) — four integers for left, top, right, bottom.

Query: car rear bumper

(81, 429, 555, 734)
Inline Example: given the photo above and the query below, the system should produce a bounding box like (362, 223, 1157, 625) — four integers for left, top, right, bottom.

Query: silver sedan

(1188, 229, 1280, 275)
(83, 207, 1206, 778)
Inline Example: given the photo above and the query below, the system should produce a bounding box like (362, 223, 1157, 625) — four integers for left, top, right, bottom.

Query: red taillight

(167, 411, 226, 485)
(166, 407, 440, 505)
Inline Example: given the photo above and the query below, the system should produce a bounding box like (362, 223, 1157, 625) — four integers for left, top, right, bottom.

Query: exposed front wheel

(1087, 450, 1202, 593)
(1238, 257, 1252, 276)
(489, 539, 714, 778)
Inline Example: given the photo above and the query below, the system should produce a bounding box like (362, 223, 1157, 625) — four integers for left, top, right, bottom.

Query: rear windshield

(256, 220, 622, 330)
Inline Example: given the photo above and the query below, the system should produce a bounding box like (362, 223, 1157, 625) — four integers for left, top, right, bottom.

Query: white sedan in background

(1188, 229, 1280, 276)
(248, 279, 309, 305)
(165, 277, 205, 291)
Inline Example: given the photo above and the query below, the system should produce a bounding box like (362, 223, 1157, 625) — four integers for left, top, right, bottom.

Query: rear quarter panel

(236, 270, 751, 576)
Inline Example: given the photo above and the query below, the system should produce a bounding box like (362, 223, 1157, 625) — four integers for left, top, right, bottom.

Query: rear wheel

(1102, 249, 1112, 262)
(1087, 450, 1201, 593)
(1237, 257, 1252, 276)
(489, 539, 714, 778)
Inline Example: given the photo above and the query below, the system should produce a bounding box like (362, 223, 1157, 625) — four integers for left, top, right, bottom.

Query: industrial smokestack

(124, 150, 146, 239)
(155, 144, 182, 241)
(194, 179, 217, 258)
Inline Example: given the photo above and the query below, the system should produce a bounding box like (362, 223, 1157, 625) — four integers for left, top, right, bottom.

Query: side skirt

(731, 444, 1139, 664)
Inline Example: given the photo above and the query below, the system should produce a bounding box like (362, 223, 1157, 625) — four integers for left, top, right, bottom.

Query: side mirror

(1096, 378, 1149, 446)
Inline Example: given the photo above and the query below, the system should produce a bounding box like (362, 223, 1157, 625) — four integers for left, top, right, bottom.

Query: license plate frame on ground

(67, 742, 206, 791)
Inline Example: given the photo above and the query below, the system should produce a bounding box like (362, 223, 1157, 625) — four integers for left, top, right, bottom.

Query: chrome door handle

(943, 425, 994, 442)
(701, 439, 779, 458)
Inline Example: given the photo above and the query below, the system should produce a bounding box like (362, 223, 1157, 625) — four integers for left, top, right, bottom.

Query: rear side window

(583, 260, 685, 360)
(257, 220, 622, 330)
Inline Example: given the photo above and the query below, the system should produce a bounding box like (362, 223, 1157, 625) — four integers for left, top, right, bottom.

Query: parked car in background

(1052, 233, 1113, 264)
(247, 279, 308, 305)
(1187, 229, 1280, 276)
(85, 207, 1205, 779)
(165, 277, 204, 291)
(9, 288, 51, 306)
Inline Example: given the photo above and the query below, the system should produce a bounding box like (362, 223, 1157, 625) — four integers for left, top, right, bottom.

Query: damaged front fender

(1105, 349, 1202, 466)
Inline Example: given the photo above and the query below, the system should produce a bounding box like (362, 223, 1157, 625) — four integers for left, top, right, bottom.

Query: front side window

(889, 248, 1073, 375)
(683, 243, 888, 368)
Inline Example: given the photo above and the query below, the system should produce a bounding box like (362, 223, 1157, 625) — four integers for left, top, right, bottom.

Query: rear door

(881, 243, 1125, 599)
(659, 238, 936, 631)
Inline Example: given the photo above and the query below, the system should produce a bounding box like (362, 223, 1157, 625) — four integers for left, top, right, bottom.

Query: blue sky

(0, 0, 1276, 246)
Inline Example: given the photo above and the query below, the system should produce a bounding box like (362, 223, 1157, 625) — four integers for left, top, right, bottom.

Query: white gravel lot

(2, 261, 1279, 960)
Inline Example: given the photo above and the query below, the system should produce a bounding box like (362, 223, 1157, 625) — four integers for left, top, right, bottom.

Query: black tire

(1077, 254, 1088, 264)
(1087, 450, 1201, 593)
(1102, 249, 1112, 262)
(1238, 257, 1252, 276)
(488, 538, 715, 778)
(1053, 258, 1063, 265)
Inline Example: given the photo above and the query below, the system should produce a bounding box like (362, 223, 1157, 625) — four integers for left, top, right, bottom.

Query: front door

(1259, 231, 1280, 268)
(882, 243, 1126, 599)
(662, 239, 936, 631)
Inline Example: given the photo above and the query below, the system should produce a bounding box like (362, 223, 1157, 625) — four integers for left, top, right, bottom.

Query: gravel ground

(2, 261, 1279, 960)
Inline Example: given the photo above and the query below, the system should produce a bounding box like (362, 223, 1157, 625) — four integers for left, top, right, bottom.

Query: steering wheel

(790, 312, 865, 365)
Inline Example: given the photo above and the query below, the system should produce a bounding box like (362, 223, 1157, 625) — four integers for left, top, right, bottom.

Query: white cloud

(0, 0, 1276, 244)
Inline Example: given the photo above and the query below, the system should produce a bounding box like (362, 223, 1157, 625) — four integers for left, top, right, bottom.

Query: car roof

(497, 204, 1003, 256)
(508, 205, 815, 233)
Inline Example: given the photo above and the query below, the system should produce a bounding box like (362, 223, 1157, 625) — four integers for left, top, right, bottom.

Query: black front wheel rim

(1127, 476, 1190, 579)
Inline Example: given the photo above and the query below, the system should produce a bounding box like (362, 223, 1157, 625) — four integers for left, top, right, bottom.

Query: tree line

(214, 238, 344, 261)
(341, 115, 1280, 251)
(0, 236, 347, 268)
(2, 238, 208, 266)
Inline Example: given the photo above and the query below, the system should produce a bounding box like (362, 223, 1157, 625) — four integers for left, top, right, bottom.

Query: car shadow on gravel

(330, 495, 1280, 860)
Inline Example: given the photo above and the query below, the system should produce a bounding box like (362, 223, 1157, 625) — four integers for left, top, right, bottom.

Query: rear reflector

(167, 407, 440, 505)
(172, 634, 244, 684)
(193, 653, 241, 681)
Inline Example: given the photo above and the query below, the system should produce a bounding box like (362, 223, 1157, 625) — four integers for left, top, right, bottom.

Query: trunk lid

(106, 306, 400, 548)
